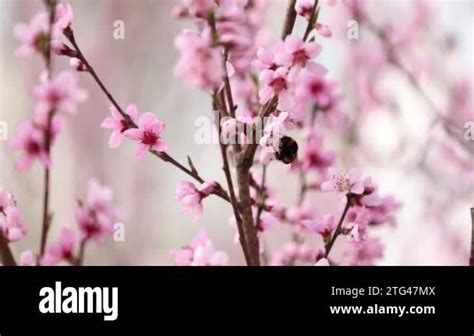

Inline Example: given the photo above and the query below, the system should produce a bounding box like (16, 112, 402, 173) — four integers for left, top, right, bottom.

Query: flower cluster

(101, 105, 168, 158)
(10, 71, 85, 171)
(175, 181, 220, 223)
(0, 189, 27, 242)
(38, 179, 119, 266)
(75, 179, 119, 243)
(170, 229, 229, 266)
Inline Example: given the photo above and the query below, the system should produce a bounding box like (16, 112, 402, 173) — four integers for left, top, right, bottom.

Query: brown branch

(255, 165, 267, 231)
(470, 208, 473, 266)
(39, 2, 57, 257)
(325, 194, 352, 257)
(230, 0, 301, 265)
(281, 0, 297, 39)
(214, 96, 251, 264)
(302, 0, 319, 41)
(235, 165, 260, 265)
(0, 231, 16, 266)
(64, 28, 230, 203)
(76, 239, 87, 266)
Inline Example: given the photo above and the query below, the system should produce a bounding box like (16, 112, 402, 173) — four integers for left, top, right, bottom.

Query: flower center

(310, 79, 324, 95)
(47, 89, 61, 105)
(142, 131, 158, 146)
(333, 172, 350, 192)
(26, 140, 41, 155)
(293, 49, 309, 66)
(270, 77, 287, 92)
(120, 119, 129, 133)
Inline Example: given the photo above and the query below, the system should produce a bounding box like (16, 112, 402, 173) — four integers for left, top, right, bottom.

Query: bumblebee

(275, 136, 298, 164)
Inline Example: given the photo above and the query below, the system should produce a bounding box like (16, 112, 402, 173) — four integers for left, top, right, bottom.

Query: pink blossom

(10, 121, 50, 171)
(50, 40, 75, 56)
(69, 57, 87, 71)
(295, 0, 316, 20)
(352, 178, 382, 207)
(253, 43, 285, 71)
(101, 105, 139, 148)
(33, 71, 87, 116)
(347, 207, 369, 232)
(259, 67, 293, 110)
(296, 69, 336, 108)
(179, 0, 215, 18)
(259, 133, 278, 165)
(170, 229, 229, 266)
(76, 179, 119, 242)
(302, 213, 337, 237)
(269, 242, 316, 266)
(124, 112, 168, 158)
(300, 133, 335, 172)
(0, 189, 15, 212)
(41, 228, 76, 265)
(175, 181, 218, 223)
(321, 167, 365, 195)
(54, 3, 74, 30)
(347, 237, 384, 266)
(316, 23, 332, 38)
(19, 250, 35, 266)
(258, 112, 294, 164)
(286, 200, 318, 234)
(174, 29, 224, 92)
(13, 13, 58, 58)
(0, 206, 27, 242)
(276, 35, 322, 68)
(315, 258, 330, 266)
(365, 196, 401, 226)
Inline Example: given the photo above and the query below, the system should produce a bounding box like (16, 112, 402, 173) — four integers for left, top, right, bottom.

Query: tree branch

(64, 28, 230, 203)
(281, 0, 297, 39)
(214, 95, 251, 264)
(39, 1, 57, 257)
(325, 195, 352, 257)
(0, 231, 17, 266)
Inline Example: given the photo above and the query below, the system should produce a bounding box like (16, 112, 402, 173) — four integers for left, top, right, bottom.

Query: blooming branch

(61, 26, 230, 203)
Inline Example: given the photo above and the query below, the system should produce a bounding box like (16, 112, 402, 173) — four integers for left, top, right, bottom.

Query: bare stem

(0, 231, 16, 266)
(302, 0, 319, 41)
(255, 165, 267, 231)
(214, 96, 252, 264)
(325, 195, 352, 257)
(76, 239, 87, 266)
(281, 0, 297, 39)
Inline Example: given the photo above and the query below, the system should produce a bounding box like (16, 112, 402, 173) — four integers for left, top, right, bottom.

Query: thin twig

(281, 0, 297, 39)
(76, 239, 87, 266)
(39, 2, 57, 257)
(325, 195, 352, 257)
(0, 231, 16, 266)
(302, 0, 319, 41)
(64, 28, 230, 202)
(255, 165, 267, 231)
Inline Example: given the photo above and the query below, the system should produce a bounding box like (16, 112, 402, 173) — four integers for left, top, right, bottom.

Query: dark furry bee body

(275, 136, 298, 164)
